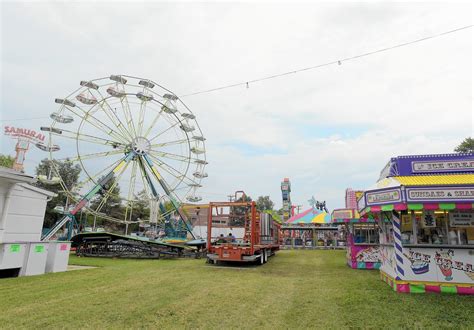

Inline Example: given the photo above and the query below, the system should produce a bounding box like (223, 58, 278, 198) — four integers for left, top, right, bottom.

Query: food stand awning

(359, 174, 474, 216)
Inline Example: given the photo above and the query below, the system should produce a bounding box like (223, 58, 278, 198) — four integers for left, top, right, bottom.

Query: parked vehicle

(206, 192, 281, 264)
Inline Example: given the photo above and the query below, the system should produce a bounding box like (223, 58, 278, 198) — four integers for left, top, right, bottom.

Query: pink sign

(60, 244, 69, 251)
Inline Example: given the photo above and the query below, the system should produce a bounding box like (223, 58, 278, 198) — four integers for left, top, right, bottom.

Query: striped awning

(360, 202, 473, 216)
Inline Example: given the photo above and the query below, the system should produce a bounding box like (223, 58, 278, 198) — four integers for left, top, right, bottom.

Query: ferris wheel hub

(131, 137, 151, 155)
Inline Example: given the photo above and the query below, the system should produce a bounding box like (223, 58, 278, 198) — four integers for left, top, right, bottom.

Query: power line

(1, 25, 471, 124)
(180, 24, 473, 97)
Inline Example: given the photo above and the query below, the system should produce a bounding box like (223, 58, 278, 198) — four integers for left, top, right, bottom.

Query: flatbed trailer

(206, 193, 281, 264)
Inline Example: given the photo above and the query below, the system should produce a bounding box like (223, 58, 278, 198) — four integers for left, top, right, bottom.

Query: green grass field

(0, 250, 473, 328)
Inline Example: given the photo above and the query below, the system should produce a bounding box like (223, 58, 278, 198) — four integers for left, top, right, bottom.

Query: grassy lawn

(0, 250, 473, 328)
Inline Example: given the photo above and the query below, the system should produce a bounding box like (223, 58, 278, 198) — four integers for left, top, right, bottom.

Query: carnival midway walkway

(0, 250, 473, 328)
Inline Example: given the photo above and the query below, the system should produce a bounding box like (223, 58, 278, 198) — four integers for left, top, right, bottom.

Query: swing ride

(37, 75, 208, 256)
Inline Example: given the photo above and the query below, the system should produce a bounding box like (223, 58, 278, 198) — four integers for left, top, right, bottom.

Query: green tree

(230, 194, 252, 227)
(256, 195, 274, 212)
(0, 154, 15, 168)
(90, 175, 124, 220)
(128, 189, 150, 222)
(35, 158, 82, 228)
(454, 137, 474, 153)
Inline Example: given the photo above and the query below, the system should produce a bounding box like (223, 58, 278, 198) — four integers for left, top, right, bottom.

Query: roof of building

(394, 174, 474, 186)
(366, 174, 474, 190)
(17, 183, 57, 198)
(0, 166, 36, 184)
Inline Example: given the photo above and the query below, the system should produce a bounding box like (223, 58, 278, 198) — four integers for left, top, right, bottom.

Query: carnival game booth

(331, 208, 381, 269)
(359, 153, 474, 295)
(282, 208, 342, 248)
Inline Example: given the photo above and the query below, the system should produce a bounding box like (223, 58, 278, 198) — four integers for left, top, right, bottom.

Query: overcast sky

(1, 1, 472, 211)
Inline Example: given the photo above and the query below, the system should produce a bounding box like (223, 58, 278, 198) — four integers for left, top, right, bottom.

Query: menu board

(449, 211, 474, 227)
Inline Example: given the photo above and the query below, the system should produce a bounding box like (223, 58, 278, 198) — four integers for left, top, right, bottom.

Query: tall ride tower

(281, 178, 292, 221)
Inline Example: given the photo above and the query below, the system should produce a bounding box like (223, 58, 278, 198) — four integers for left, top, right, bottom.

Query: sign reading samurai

(4, 126, 45, 142)
(412, 160, 474, 173)
(4, 125, 46, 172)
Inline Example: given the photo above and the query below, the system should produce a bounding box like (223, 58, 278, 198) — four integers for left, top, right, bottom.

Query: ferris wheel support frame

(42, 151, 195, 241)
(142, 154, 195, 239)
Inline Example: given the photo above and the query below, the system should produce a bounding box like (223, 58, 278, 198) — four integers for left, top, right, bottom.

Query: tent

(285, 208, 331, 224)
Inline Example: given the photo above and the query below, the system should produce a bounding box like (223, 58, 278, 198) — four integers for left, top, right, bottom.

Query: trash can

(45, 241, 71, 273)
(20, 242, 49, 276)
(0, 243, 27, 269)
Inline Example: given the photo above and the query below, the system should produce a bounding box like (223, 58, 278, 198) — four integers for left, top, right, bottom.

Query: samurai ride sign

(4, 126, 45, 142)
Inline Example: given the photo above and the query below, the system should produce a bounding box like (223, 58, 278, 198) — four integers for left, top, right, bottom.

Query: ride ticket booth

(332, 208, 381, 269)
(358, 153, 474, 294)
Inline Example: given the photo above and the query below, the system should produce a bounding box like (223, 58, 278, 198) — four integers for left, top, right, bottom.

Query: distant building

(183, 204, 232, 228)
(345, 188, 363, 209)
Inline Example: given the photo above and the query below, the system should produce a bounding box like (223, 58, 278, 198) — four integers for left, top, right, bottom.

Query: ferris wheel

(38, 75, 207, 240)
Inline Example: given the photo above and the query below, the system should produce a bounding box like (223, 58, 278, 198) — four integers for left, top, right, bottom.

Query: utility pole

(296, 205, 303, 214)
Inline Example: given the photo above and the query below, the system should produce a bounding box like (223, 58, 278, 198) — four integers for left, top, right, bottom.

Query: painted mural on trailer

(346, 233, 381, 266)
(352, 245, 381, 263)
(381, 246, 474, 283)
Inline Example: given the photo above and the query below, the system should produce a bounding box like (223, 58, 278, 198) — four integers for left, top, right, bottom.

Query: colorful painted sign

(333, 209, 354, 219)
(366, 189, 401, 205)
(404, 249, 431, 274)
(354, 245, 381, 263)
(407, 187, 474, 202)
(383, 245, 474, 284)
(412, 159, 474, 173)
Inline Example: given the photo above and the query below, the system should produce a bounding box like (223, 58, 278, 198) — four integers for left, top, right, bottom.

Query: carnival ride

(206, 192, 281, 264)
(281, 178, 292, 221)
(281, 199, 341, 248)
(36, 75, 208, 257)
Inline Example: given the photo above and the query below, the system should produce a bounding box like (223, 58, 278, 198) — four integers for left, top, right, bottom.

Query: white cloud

(1, 2, 472, 211)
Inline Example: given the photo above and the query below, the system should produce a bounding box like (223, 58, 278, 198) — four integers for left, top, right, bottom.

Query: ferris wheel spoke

(136, 98, 147, 137)
(124, 160, 138, 222)
(56, 149, 125, 163)
(148, 121, 182, 143)
(94, 160, 130, 215)
(121, 97, 138, 138)
(146, 154, 188, 188)
(143, 108, 164, 138)
(65, 104, 130, 144)
(76, 157, 124, 190)
(147, 153, 198, 187)
(150, 138, 189, 149)
(96, 98, 134, 142)
(47, 127, 125, 148)
(148, 150, 193, 163)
